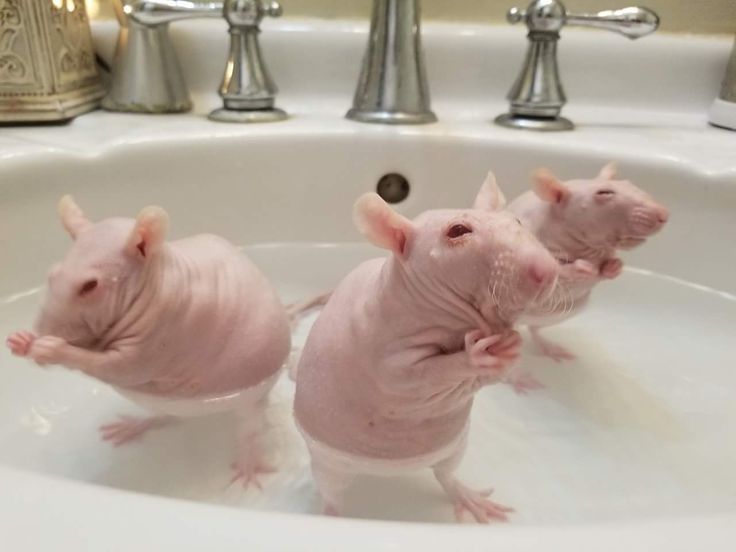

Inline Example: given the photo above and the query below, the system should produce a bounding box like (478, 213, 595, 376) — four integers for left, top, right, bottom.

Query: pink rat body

(507, 163, 669, 360)
(6, 197, 291, 487)
(294, 175, 560, 522)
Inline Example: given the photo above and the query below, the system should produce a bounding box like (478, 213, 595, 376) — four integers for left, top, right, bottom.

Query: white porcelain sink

(0, 18, 735, 552)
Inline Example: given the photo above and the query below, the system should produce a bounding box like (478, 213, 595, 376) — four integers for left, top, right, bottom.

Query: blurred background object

(0, 0, 106, 122)
(87, 0, 736, 34)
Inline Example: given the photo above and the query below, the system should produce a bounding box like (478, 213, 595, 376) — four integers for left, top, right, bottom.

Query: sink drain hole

(376, 173, 410, 204)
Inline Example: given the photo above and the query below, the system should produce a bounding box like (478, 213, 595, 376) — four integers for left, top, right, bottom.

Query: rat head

(35, 196, 169, 345)
(353, 173, 559, 325)
(533, 162, 669, 251)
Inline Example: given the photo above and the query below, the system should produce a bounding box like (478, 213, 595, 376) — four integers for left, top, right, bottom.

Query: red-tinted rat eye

(447, 224, 473, 238)
(596, 189, 615, 196)
(78, 279, 98, 296)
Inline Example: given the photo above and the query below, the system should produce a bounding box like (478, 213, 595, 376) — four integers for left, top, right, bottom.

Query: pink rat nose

(656, 205, 669, 224)
(526, 255, 559, 289)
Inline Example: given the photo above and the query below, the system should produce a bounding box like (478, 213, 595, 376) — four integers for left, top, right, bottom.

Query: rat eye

(516, 218, 522, 226)
(78, 279, 98, 296)
(446, 224, 473, 239)
(596, 189, 615, 196)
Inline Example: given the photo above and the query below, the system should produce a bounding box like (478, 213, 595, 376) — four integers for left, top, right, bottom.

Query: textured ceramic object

(0, 0, 105, 122)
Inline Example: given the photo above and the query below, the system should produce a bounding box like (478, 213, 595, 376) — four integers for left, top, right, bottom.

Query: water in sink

(0, 242, 735, 524)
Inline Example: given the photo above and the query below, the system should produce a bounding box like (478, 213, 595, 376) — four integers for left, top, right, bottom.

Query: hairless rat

(6, 197, 292, 487)
(294, 176, 560, 522)
(507, 162, 669, 360)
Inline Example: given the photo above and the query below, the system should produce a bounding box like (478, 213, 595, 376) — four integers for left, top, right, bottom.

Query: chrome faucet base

(496, 0, 659, 131)
(211, 2, 286, 123)
(346, 109, 437, 125)
(494, 113, 573, 131)
(102, 21, 193, 114)
(105, 0, 285, 121)
(347, 0, 436, 125)
(708, 38, 736, 130)
(208, 107, 288, 123)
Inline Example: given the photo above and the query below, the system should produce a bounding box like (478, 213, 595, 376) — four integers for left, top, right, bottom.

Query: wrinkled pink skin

(6, 197, 290, 487)
(507, 163, 669, 360)
(294, 176, 560, 522)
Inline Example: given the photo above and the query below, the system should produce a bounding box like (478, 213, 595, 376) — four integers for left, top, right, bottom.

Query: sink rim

(2, 463, 735, 550)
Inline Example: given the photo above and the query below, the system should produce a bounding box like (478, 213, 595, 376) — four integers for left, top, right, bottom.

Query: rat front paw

(600, 258, 623, 279)
(6, 331, 36, 357)
(28, 335, 67, 366)
(465, 330, 521, 375)
(560, 259, 598, 281)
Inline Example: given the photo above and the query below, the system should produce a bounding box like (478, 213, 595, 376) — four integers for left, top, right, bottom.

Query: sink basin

(1, 18, 735, 552)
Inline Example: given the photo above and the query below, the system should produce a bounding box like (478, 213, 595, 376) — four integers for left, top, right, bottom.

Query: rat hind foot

(99, 415, 173, 446)
(442, 479, 513, 523)
(229, 459, 276, 490)
(451, 484, 514, 523)
(434, 450, 513, 523)
(231, 400, 276, 490)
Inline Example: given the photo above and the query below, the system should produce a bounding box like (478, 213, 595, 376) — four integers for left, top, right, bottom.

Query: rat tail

(284, 291, 332, 382)
(285, 291, 332, 323)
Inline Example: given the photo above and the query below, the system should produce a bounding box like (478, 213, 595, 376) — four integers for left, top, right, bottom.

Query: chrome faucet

(495, 0, 659, 131)
(346, 0, 436, 125)
(103, 0, 287, 123)
(709, 38, 736, 130)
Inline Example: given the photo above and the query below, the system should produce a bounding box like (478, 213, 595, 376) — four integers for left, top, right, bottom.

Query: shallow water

(0, 243, 734, 524)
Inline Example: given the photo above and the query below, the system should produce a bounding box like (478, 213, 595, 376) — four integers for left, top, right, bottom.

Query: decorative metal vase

(0, 0, 105, 122)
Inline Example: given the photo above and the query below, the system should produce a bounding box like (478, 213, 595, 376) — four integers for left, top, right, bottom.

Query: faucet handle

(208, 0, 288, 123)
(127, 0, 225, 26)
(566, 8, 659, 39)
(263, 1, 283, 18)
(496, 0, 660, 131)
(506, 0, 658, 39)
(223, 0, 282, 26)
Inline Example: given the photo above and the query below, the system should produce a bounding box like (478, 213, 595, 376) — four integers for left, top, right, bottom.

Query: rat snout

(629, 203, 669, 238)
(47, 263, 62, 283)
(629, 202, 669, 237)
(524, 252, 559, 293)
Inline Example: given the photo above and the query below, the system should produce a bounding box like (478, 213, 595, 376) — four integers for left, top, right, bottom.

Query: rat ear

(58, 195, 92, 239)
(353, 193, 414, 258)
(532, 169, 570, 204)
(597, 162, 618, 180)
(473, 171, 507, 211)
(125, 206, 169, 259)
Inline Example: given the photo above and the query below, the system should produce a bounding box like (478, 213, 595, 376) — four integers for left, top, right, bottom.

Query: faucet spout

(346, 0, 437, 125)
